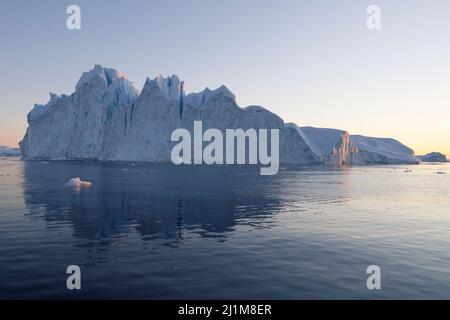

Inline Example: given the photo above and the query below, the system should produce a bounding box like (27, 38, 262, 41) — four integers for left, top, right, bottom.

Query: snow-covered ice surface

(416, 152, 447, 163)
(20, 65, 417, 165)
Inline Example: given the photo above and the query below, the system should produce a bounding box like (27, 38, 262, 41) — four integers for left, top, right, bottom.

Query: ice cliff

(20, 65, 417, 165)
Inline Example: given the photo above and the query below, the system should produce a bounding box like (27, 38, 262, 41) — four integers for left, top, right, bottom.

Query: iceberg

(0, 146, 21, 157)
(20, 65, 417, 166)
(416, 152, 447, 163)
(297, 126, 418, 165)
(65, 177, 92, 188)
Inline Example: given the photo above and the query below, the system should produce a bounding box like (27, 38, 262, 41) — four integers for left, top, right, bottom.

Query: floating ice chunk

(65, 177, 92, 188)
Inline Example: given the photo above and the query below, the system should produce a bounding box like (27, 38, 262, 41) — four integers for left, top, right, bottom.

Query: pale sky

(1, 0, 449, 156)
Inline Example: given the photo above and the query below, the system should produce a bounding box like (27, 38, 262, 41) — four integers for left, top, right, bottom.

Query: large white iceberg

(20, 65, 417, 165)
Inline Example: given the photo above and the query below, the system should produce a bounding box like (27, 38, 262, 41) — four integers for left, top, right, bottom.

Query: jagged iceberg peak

(141, 74, 185, 102)
(26, 65, 139, 126)
(75, 64, 137, 102)
(185, 85, 236, 108)
(75, 64, 138, 108)
(75, 64, 132, 90)
(156, 74, 184, 101)
(138, 72, 236, 108)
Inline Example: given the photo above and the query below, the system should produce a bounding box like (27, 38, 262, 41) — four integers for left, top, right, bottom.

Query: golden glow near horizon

(2, 108, 449, 158)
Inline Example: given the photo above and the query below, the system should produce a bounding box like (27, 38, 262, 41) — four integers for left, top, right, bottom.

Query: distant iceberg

(286, 125, 417, 165)
(0, 146, 21, 157)
(20, 65, 418, 165)
(416, 152, 447, 163)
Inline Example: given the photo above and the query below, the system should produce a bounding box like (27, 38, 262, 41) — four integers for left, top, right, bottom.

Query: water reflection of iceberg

(22, 161, 286, 244)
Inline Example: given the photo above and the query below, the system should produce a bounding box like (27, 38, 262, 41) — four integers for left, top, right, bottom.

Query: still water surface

(0, 157, 449, 299)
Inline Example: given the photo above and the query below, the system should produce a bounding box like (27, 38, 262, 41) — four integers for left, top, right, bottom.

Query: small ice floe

(65, 177, 92, 188)
(122, 168, 128, 172)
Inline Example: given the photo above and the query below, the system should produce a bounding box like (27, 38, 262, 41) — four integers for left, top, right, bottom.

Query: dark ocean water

(0, 157, 449, 299)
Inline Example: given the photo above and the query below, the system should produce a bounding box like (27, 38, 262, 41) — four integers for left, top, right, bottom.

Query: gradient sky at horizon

(1, 0, 449, 156)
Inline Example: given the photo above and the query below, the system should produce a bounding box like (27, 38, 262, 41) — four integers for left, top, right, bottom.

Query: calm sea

(0, 157, 449, 299)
